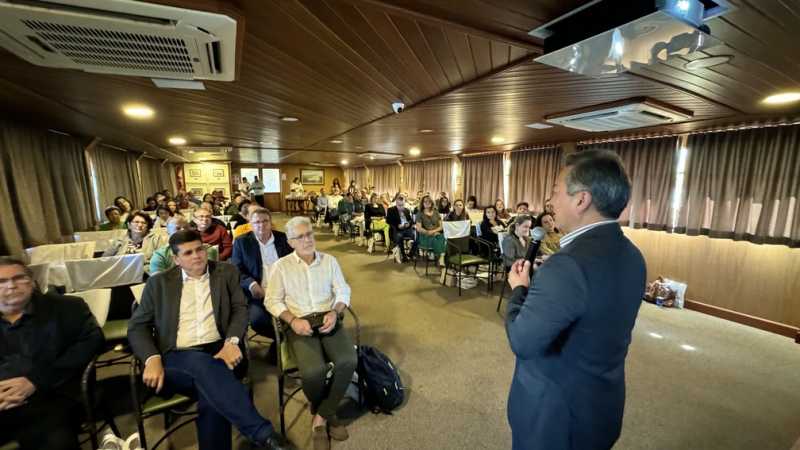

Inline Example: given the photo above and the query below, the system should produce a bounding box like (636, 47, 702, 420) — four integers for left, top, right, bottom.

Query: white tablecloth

(25, 241, 96, 265)
(71, 289, 112, 326)
(63, 253, 145, 292)
(73, 230, 127, 253)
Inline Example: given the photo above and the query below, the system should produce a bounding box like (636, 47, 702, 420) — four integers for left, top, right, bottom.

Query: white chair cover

(467, 210, 483, 225)
(497, 231, 508, 255)
(443, 220, 471, 239)
(71, 288, 112, 326)
(214, 215, 232, 225)
(25, 241, 96, 265)
(130, 283, 146, 304)
(73, 230, 128, 253)
(64, 253, 145, 292)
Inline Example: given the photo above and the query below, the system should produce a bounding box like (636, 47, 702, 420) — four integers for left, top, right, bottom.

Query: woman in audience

(502, 215, 532, 268)
(416, 195, 446, 266)
(495, 198, 511, 220)
(103, 211, 163, 262)
(230, 200, 251, 228)
(114, 195, 133, 222)
(445, 199, 467, 221)
(347, 180, 357, 194)
(436, 192, 451, 215)
(380, 193, 391, 210)
(364, 193, 390, 253)
(142, 197, 158, 212)
(166, 199, 183, 217)
(154, 205, 172, 230)
(99, 206, 127, 230)
(537, 211, 563, 255)
(480, 205, 506, 246)
(466, 195, 479, 212)
(290, 177, 304, 196)
(332, 177, 342, 191)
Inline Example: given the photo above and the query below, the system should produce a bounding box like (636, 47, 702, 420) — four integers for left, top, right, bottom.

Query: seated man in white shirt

(266, 217, 356, 450)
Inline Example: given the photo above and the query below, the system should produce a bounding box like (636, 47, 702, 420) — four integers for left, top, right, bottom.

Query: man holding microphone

(505, 149, 646, 450)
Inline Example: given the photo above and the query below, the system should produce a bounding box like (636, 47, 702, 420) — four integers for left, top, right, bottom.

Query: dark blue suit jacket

(230, 230, 292, 305)
(505, 222, 646, 450)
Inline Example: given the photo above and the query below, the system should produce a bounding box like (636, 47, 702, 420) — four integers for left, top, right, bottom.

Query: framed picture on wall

(212, 169, 225, 179)
(300, 169, 324, 185)
(188, 168, 202, 179)
(190, 187, 204, 197)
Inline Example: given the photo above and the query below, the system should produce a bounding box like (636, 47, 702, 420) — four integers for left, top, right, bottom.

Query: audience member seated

(515, 202, 529, 215)
(230, 208, 292, 350)
(230, 200, 251, 229)
(436, 192, 451, 215)
(128, 231, 295, 450)
(495, 198, 512, 220)
(326, 188, 343, 227)
(336, 192, 354, 234)
(465, 195, 480, 214)
(537, 211, 563, 255)
(166, 199, 182, 217)
(154, 192, 167, 207)
(502, 215, 532, 268)
(266, 217, 356, 450)
(364, 193, 390, 253)
(150, 217, 219, 274)
(154, 205, 172, 230)
(315, 189, 329, 224)
(445, 199, 468, 221)
(143, 197, 158, 212)
(193, 208, 233, 260)
(225, 193, 244, 216)
(380, 193, 391, 210)
(99, 205, 127, 230)
(386, 194, 416, 264)
(0, 257, 105, 450)
(114, 195, 133, 223)
(480, 206, 507, 247)
(415, 195, 446, 266)
(104, 211, 164, 262)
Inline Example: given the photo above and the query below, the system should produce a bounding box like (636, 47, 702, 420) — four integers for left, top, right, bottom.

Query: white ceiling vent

(545, 97, 693, 132)
(0, 0, 237, 81)
(359, 152, 400, 160)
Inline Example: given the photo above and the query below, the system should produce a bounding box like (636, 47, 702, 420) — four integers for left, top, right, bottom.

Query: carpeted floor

(104, 214, 800, 450)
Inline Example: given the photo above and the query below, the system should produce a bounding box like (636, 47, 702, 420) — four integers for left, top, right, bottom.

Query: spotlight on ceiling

(122, 104, 154, 119)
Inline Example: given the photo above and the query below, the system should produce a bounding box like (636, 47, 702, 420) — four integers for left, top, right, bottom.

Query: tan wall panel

(623, 228, 800, 327)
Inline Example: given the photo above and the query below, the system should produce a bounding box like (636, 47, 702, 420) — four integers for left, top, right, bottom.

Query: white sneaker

(332, 223, 339, 235)
(394, 247, 403, 264)
(439, 268, 447, 284)
(367, 238, 374, 253)
(438, 254, 445, 267)
(427, 252, 435, 261)
(355, 236, 362, 246)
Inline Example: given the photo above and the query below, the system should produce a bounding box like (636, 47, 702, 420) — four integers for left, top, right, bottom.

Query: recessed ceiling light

(762, 92, 800, 105)
(122, 104, 154, 119)
(355, 146, 363, 149)
(341, 159, 349, 165)
(491, 136, 505, 144)
(187, 150, 195, 153)
(680, 344, 697, 352)
(369, 156, 375, 160)
(685, 55, 732, 70)
(281, 116, 299, 122)
(330, 139, 343, 144)
(168, 136, 187, 145)
(525, 122, 553, 129)
(648, 332, 664, 339)
(419, 129, 434, 133)
(409, 147, 421, 156)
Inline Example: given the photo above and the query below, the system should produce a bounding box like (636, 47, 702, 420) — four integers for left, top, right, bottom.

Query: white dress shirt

(249, 233, 279, 293)
(328, 194, 343, 210)
(559, 220, 619, 248)
(176, 268, 221, 349)
(265, 251, 351, 318)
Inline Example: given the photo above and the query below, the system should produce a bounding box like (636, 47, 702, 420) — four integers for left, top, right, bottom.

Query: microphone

(525, 226, 546, 280)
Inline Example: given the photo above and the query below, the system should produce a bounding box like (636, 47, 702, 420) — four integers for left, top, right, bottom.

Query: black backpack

(356, 345, 404, 414)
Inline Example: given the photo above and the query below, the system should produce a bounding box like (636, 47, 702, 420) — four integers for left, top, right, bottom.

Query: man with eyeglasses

(230, 208, 292, 356)
(386, 194, 416, 263)
(266, 217, 355, 450)
(0, 257, 105, 450)
(194, 207, 233, 260)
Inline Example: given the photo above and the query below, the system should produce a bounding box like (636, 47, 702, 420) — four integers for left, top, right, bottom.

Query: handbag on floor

(356, 345, 404, 414)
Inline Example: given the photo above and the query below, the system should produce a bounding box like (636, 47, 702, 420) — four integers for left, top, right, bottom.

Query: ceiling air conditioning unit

(0, 0, 238, 81)
(545, 97, 693, 132)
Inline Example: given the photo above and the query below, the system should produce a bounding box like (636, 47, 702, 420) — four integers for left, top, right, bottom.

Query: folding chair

(442, 221, 491, 296)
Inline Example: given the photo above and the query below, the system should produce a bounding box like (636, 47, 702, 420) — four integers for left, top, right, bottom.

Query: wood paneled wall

(623, 228, 800, 328)
(231, 163, 343, 212)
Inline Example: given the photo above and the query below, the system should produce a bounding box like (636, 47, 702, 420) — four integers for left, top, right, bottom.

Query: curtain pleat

(508, 147, 562, 213)
(462, 154, 503, 207)
(372, 164, 402, 196)
(90, 145, 143, 210)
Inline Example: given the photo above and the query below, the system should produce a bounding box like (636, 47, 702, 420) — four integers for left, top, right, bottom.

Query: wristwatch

(226, 337, 240, 345)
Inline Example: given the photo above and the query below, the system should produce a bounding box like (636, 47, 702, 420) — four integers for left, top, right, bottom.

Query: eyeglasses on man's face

(290, 231, 314, 241)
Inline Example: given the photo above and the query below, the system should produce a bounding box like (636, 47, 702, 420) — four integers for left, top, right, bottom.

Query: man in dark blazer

(0, 257, 104, 450)
(505, 149, 646, 450)
(230, 207, 292, 340)
(127, 230, 295, 450)
(386, 194, 416, 263)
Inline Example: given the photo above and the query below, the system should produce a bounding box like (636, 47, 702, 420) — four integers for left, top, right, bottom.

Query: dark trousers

(162, 345, 274, 450)
(287, 324, 357, 419)
(254, 194, 265, 207)
(394, 227, 416, 259)
(249, 301, 276, 340)
(0, 392, 81, 450)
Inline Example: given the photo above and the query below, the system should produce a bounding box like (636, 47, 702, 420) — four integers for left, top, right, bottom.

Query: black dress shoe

(256, 433, 297, 450)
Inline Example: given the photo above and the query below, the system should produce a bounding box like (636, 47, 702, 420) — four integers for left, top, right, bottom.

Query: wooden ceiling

(0, 0, 799, 164)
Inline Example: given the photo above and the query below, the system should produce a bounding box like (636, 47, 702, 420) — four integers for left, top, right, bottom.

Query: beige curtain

(421, 158, 453, 196)
(509, 147, 562, 213)
(677, 125, 800, 246)
(463, 154, 503, 207)
(372, 164, 402, 196)
(343, 167, 368, 189)
(0, 121, 95, 256)
(403, 161, 425, 193)
(90, 145, 143, 210)
(139, 157, 161, 201)
(159, 162, 178, 194)
(582, 137, 678, 230)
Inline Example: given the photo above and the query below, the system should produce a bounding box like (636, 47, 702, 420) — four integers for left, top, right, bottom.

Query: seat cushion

(447, 255, 487, 266)
(102, 320, 128, 342)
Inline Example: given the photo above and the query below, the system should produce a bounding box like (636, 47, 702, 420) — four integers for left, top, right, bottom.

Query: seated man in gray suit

(505, 149, 647, 450)
(127, 230, 295, 450)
